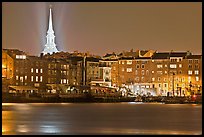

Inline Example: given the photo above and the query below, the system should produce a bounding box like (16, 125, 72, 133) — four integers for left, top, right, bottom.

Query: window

(113, 67, 116, 71)
(122, 61, 125, 64)
(25, 76, 27, 80)
(195, 65, 199, 69)
(157, 64, 162, 68)
(164, 78, 167, 82)
(135, 77, 139, 82)
(122, 67, 125, 72)
(179, 70, 182, 74)
(165, 64, 167, 67)
(164, 71, 167, 74)
(164, 84, 167, 88)
(127, 60, 132, 65)
(179, 64, 182, 68)
(188, 76, 191, 82)
(36, 76, 38, 82)
(170, 64, 177, 68)
(152, 71, 154, 74)
(141, 70, 145, 75)
(20, 77, 23, 82)
(16, 76, 19, 80)
(31, 68, 33, 73)
(157, 71, 162, 75)
(146, 70, 149, 75)
(63, 79, 66, 84)
(36, 69, 38, 73)
(135, 70, 138, 75)
(127, 68, 132, 72)
(136, 64, 140, 69)
(158, 77, 160, 81)
(196, 77, 199, 81)
(40, 76, 42, 82)
(188, 60, 193, 63)
(31, 76, 33, 82)
(152, 77, 155, 82)
(141, 77, 144, 82)
(141, 64, 145, 69)
(188, 65, 192, 69)
(40, 69, 43, 73)
(195, 70, 199, 75)
(194, 59, 199, 63)
(188, 70, 192, 75)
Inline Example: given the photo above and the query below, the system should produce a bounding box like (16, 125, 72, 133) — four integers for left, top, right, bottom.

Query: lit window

(20, 77, 23, 82)
(164, 71, 167, 74)
(36, 76, 38, 82)
(127, 60, 132, 65)
(25, 76, 27, 80)
(152, 71, 154, 74)
(127, 68, 132, 72)
(122, 61, 125, 64)
(122, 67, 124, 72)
(152, 77, 155, 81)
(165, 64, 167, 67)
(40, 69, 43, 73)
(196, 77, 199, 81)
(146, 70, 149, 75)
(188, 70, 192, 75)
(16, 76, 19, 80)
(195, 70, 199, 75)
(36, 69, 38, 73)
(31, 76, 33, 82)
(40, 76, 42, 82)
(179, 64, 182, 68)
(31, 68, 33, 73)
(67, 79, 69, 84)
(170, 64, 177, 68)
(141, 70, 145, 75)
(188, 76, 191, 82)
(16, 55, 20, 59)
(63, 79, 66, 84)
(22, 55, 26, 59)
(157, 64, 162, 68)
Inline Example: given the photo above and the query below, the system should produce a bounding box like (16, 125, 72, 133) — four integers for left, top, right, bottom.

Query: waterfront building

(2, 50, 14, 92)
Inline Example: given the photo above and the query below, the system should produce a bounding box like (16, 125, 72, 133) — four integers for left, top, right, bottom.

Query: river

(2, 102, 202, 135)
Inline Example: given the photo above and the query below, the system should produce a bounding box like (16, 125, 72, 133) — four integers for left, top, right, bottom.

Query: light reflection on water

(2, 103, 202, 135)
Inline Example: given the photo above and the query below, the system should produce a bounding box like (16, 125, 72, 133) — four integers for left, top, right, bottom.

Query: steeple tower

(42, 6, 59, 55)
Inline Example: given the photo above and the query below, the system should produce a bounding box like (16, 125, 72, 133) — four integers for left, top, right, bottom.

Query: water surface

(2, 102, 202, 135)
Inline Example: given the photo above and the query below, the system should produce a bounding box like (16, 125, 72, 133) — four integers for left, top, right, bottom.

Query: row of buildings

(2, 49, 202, 96)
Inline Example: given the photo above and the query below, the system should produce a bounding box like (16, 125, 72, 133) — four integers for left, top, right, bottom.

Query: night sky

(2, 2, 202, 56)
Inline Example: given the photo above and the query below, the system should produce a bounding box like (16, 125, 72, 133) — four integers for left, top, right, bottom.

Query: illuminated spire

(48, 7, 54, 34)
(42, 6, 59, 55)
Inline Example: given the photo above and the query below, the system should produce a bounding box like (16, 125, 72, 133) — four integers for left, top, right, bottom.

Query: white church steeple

(42, 6, 59, 55)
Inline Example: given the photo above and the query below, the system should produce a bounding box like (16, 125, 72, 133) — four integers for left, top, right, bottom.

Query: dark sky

(2, 2, 202, 56)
